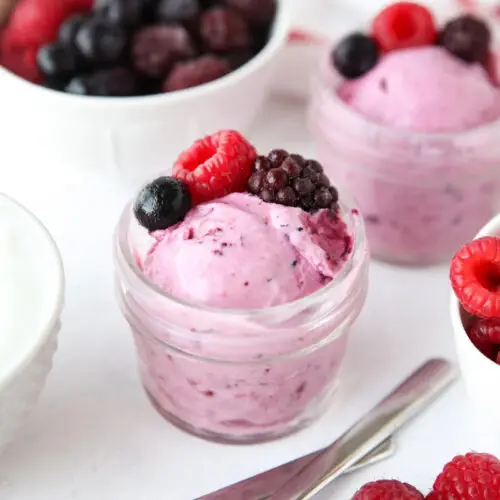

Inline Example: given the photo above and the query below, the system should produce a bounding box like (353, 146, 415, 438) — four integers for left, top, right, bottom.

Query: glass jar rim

(114, 190, 366, 318)
(316, 42, 500, 142)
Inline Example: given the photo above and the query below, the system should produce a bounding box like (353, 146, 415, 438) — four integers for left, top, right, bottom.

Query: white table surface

(0, 96, 491, 500)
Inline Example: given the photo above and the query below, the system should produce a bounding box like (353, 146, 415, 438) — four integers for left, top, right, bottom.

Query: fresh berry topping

(7, 0, 70, 49)
(172, 130, 257, 204)
(248, 151, 339, 212)
(332, 33, 379, 79)
(58, 13, 87, 46)
(134, 176, 192, 232)
(352, 480, 424, 500)
(66, 66, 138, 96)
(75, 16, 127, 64)
(132, 25, 195, 78)
(467, 317, 500, 359)
(200, 7, 250, 52)
(450, 236, 500, 318)
(156, 0, 200, 23)
(103, 0, 145, 27)
(372, 2, 437, 53)
(163, 54, 229, 91)
(439, 15, 491, 64)
(37, 41, 84, 80)
(430, 453, 500, 499)
(225, 0, 276, 25)
(225, 49, 252, 70)
(267, 149, 288, 167)
(252, 155, 272, 172)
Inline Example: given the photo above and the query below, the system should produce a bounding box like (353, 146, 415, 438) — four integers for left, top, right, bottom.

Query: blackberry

(156, 0, 200, 23)
(247, 151, 339, 212)
(439, 15, 491, 64)
(200, 6, 250, 52)
(225, 0, 276, 26)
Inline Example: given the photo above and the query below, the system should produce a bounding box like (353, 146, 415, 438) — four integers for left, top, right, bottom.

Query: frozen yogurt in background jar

(114, 130, 369, 444)
(308, 1, 500, 266)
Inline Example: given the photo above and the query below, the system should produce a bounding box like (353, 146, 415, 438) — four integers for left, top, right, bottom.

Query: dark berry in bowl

(66, 67, 139, 96)
(37, 42, 84, 80)
(132, 25, 196, 78)
(156, 0, 200, 23)
(225, 49, 253, 70)
(103, 0, 146, 27)
(200, 6, 250, 51)
(248, 151, 339, 213)
(59, 14, 88, 46)
(75, 16, 128, 65)
(332, 33, 379, 79)
(134, 176, 192, 231)
(225, 0, 276, 26)
(163, 54, 230, 91)
(439, 15, 491, 64)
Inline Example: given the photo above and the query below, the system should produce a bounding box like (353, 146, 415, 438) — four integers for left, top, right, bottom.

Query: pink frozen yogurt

(339, 46, 500, 133)
(116, 189, 369, 443)
(309, 45, 500, 264)
(143, 192, 351, 309)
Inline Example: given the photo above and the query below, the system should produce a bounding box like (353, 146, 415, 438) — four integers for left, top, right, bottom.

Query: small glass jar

(308, 55, 500, 266)
(113, 192, 369, 444)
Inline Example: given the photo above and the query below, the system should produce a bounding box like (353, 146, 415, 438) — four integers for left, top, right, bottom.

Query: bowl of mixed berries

(0, 0, 289, 182)
(450, 213, 500, 448)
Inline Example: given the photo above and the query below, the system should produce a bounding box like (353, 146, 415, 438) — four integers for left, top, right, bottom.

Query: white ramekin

(0, 194, 65, 452)
(450, 213, 500, 453)
(0, 0, 290, 186)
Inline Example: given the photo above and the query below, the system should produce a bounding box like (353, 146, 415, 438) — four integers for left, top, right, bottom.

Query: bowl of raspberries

(0, 0, 289, 183)
(450, 212, 500, 450)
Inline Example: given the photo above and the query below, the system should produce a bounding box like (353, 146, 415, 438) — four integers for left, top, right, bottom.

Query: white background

(0, 96, 493, 500)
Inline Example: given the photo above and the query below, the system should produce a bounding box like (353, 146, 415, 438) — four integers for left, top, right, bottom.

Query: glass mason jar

(113, 192, 369, 444)
(308, 56, 500, 266)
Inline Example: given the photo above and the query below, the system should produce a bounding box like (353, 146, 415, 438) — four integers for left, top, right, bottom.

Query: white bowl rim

(450, 213, 500, 365)
(0, 194, 65, 391)
(0, 0, 291, 110)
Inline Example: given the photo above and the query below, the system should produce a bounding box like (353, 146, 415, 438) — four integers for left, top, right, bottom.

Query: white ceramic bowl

(450, 213, 500, 453)
(0, 0, 290, 186)
(0, 194, 64, 452)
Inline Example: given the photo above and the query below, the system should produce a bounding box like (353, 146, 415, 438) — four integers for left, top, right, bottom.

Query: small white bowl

(0, 1, 290, 186)
(450, 213, 500, 453)
(0, 194, 64, 452)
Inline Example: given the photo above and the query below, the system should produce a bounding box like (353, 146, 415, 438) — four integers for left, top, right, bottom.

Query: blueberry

(332, 33, 379, 79)
(156, 0, 199, 23)
(66, 67, 138, 96)
(104, 0, 145, 27)
(59, 14, 88, 46)
(134, 176, 192, 231)
(37, 42, 83, 80)
(75, 17, 128, 65)
(439, 15, 491, 63)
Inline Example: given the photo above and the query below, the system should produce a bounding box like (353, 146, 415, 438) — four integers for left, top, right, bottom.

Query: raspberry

(7, 0, 86, 50)
(450, 236, 500, 318)
(372, 2, 437, 53)
(430, 452, 500, 499)
(200, 6, 250, 52)
(1, 43, 41, 82)
(225, 0, 276, 25)
(352, 480, 424, 500)
(247, 152, 339, 212)
(163, 54, 229, 91)
(439, 15, 491, 64)
(132, 25, 195, 78)
(172, 130, 257, 204)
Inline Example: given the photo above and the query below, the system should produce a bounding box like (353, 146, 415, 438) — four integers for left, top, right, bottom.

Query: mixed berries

(332, 1, 492, 80)
(0, 0, 276, 96)
(133, 130, 341, 232)
(450, 236, 500, 364)
(351, 452, 500, 499)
